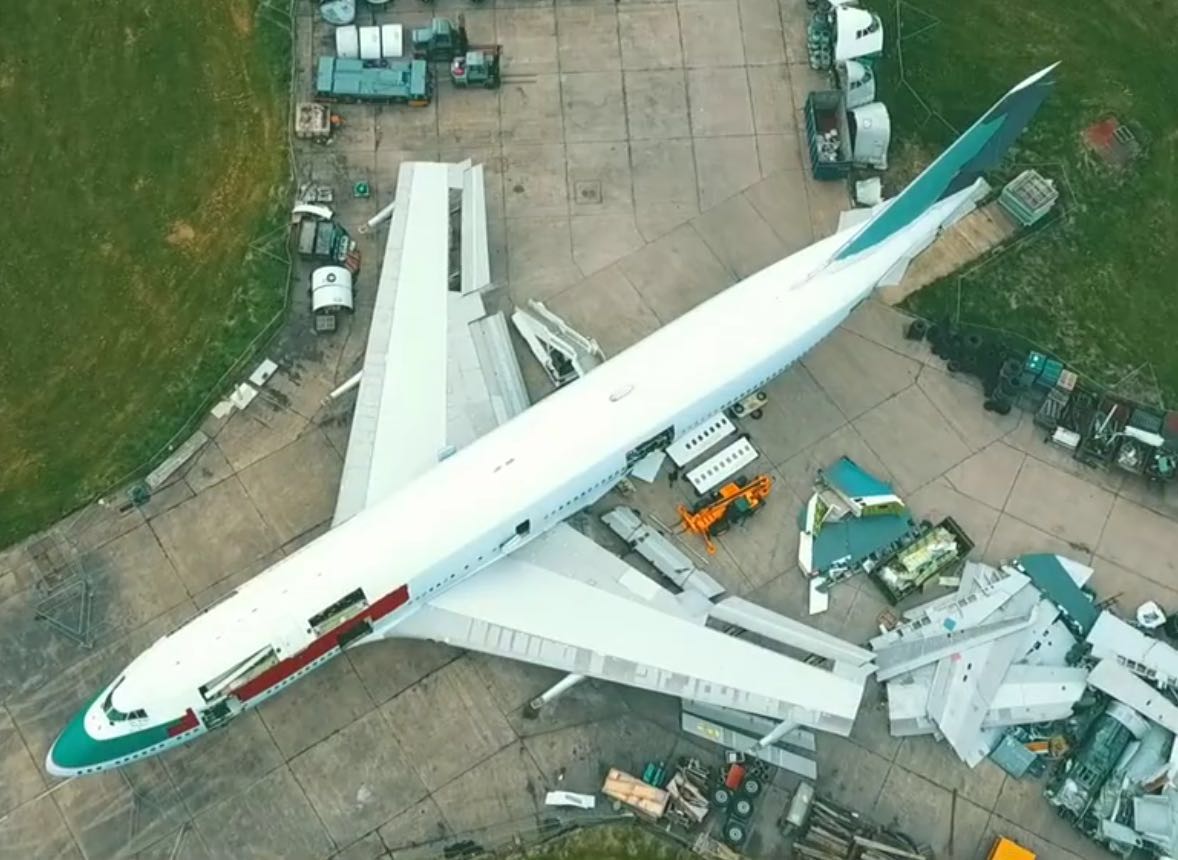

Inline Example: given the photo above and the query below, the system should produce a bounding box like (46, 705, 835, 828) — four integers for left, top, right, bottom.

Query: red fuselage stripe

(168, 708, 200, 737)
(234, 584, 409, 702)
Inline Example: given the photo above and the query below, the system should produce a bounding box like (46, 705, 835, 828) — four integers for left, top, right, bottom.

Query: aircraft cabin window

(102, 678, 148, 723)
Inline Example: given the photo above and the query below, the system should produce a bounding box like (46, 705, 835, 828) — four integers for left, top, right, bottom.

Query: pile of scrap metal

(782, 784, 930, 860)
(874, 555, 1097, 766)
(874, 547, 1178, 857)
(798, 457, 972, 612)
(913, 322, 1178, 483)
(1044, 606, 1178, 857)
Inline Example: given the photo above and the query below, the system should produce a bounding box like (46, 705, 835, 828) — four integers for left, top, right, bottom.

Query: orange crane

(678, 475, 773, 554)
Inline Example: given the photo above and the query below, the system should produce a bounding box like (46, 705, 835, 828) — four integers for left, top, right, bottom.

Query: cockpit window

(102, 677, 148, 722)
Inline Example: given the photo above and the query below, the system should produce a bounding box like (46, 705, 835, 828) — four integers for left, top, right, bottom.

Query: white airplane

(46, 65, 1056, 777)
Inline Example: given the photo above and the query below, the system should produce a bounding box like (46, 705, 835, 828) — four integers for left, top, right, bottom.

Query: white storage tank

(335, 25, 359, 59)
(358, 26, 382, 60)
(380, 24, 403, 59)
(311, 266, 355, 314)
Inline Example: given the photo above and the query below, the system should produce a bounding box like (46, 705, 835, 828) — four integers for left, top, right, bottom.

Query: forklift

(450, 45, 502, 89)
(411, 16, 468, 62)
(678, 474, 772, 554)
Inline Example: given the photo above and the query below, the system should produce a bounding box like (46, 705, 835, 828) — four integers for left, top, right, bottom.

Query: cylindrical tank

(359, 26, 382, 61)
(335, 25, 359, 59)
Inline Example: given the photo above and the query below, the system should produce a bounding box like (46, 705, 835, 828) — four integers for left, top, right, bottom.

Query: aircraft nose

(45, 702, 100, 777)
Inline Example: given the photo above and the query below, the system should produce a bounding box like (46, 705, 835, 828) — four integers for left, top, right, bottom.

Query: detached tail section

(832, 64, 1058, 263)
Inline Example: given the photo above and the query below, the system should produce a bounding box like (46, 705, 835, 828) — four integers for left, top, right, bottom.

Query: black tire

(741, 777, 762, 797)
(725, 822, 747, 845)
(734, 797, 754, 818)
(749, 409, 764, 420)
(712, 787, 731, 807)
(904, 320, 928, 341)
(755, 391, 768, 403)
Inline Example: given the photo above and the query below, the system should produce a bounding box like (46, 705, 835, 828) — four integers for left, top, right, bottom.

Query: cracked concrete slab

(290, 710, 427, 847)
(149, 478, 279, 596)
(945, 441, 1026, 511)
(237, 430, 341, 546)
(382, 658, 518, 793)
(618, 223, 733, 321)
(1005, 456, 1115, 551)
(854, 385, 972, 494)
(804, 329, 922, 420)
(195, 766, 333, 859)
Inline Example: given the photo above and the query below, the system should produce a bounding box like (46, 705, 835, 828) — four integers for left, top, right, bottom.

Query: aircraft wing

(333, 161, 529, 525)
(390, 523, 867, 735)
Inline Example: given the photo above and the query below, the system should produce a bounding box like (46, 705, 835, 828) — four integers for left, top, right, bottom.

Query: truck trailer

(804, 89, 890, 180)
(314, 56, 432, 105)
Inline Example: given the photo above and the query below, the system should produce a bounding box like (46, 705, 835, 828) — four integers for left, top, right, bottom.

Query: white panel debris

(876, 557, 1105, 769)
(667, 412, 737, 467)
(601, 507, 725, 600)
(1089, 659, 1178, 734)
(686, 437, 759, 494)
(1087, 612, 1178, 690)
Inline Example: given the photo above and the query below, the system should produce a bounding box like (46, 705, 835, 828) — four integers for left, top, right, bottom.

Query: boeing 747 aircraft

(46, 65, 1056, 776)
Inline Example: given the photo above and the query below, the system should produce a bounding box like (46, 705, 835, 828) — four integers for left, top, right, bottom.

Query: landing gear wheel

(725, 822, 747, 845)
(741, 777, 762, 797)
(733, 797, 754, 818)
(712, 787, 732, 807)
(750, 409, 764, 420)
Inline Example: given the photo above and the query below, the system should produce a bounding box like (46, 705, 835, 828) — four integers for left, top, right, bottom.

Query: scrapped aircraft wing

(333, 162, 529, 526)
(390, 524, 867, 735)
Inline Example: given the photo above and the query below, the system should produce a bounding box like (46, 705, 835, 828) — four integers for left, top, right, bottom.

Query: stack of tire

(710, 762, 765, 847)
(907, 318, 1017, 414)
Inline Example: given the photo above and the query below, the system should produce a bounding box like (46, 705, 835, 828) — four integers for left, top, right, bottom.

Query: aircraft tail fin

(831, 64, 1058, 263)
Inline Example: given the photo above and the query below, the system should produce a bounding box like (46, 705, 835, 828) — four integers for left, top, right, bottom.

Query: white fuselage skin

(47, 186, 975, 777)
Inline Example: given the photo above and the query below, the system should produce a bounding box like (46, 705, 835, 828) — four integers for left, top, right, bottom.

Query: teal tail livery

(832, 63, 1058, 262)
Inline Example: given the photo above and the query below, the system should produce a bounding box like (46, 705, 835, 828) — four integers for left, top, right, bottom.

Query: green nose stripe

(50, 695, 175, 771)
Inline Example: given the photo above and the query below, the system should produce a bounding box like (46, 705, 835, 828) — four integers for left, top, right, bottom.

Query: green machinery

(315, 57, 432, 105)
(449, 46, 502, 89)
(412, 16, 468, 62)
(1047, 703, 1143, 823)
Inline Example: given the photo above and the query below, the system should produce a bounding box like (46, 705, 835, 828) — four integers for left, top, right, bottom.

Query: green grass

(0, 0, 290, 545)
(507, 825, 691, 860)
(863, 0, 1178, 405)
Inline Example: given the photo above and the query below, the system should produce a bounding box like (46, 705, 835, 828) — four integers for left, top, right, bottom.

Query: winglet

(832, 64, 1058, 262)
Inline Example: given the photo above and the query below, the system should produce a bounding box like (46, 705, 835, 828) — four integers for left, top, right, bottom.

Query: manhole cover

(575, 180, 602, 205)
